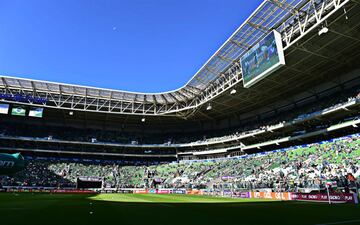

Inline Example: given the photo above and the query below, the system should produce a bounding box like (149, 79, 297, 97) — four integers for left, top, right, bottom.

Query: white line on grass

(315, 219, 360, 225)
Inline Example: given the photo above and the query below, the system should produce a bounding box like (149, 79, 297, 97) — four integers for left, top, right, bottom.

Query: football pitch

(0, 193, 359, 225)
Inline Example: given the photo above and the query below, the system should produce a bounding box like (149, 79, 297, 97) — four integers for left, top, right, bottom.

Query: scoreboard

(240, 30, 285, 88)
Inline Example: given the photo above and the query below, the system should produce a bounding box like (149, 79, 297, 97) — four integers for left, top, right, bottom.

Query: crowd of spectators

(0, 90, 359, 146)
(1, 134, 359, 192)
(186, 91, 360, 145)
(120, 135, 360, 192)
(208, 135, 360, 192)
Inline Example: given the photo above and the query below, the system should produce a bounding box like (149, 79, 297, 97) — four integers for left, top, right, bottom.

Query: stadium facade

(0, 0, 360, 162)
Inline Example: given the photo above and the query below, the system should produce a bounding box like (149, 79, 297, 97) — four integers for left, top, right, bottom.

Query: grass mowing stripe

(90, 194, 267, 203)
(90, 193, 153, 202)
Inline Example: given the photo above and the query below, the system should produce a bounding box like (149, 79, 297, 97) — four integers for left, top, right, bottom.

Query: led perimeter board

(0, 103, 9, 114)
(241, 30, 285, 88)
(29, 107, 44, 118)
(11, 105, 26, 116)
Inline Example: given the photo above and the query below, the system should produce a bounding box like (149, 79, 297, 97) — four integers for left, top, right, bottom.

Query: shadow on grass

(0, 193, 359, 225)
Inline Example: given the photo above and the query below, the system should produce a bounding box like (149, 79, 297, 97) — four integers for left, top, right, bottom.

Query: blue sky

(0, 0, 262, 92)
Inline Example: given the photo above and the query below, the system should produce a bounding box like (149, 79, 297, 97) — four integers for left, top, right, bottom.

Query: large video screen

(0, 103, 9, 114)
(11, 105, 26, 116)
(29, 107, 44, 118)
(241, 30, 285, 88)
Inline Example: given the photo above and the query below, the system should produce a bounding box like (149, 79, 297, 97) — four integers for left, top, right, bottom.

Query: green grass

(89, 193, 274, 203)
(0, 193, 359, 225)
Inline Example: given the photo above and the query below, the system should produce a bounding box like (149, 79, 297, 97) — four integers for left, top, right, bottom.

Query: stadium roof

(0, 0, 305, 99)
(0, 0, 355, 117)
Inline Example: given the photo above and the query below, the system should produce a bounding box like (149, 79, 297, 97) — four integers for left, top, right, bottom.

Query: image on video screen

(28, 107, 44, 118)
(0, 103, 9, 114)
(241, 30, 285, 88)
(11, 105, 26, 116)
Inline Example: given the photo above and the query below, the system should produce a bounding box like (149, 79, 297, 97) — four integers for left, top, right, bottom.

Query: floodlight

(318, 27, 329, 36)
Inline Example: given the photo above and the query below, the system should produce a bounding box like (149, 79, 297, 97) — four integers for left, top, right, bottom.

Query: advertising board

(249, 192, 292, 200)
(291, 192, 358, 204)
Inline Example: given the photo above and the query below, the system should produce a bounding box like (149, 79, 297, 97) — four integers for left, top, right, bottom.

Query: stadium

(0, 0, 360, 224)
